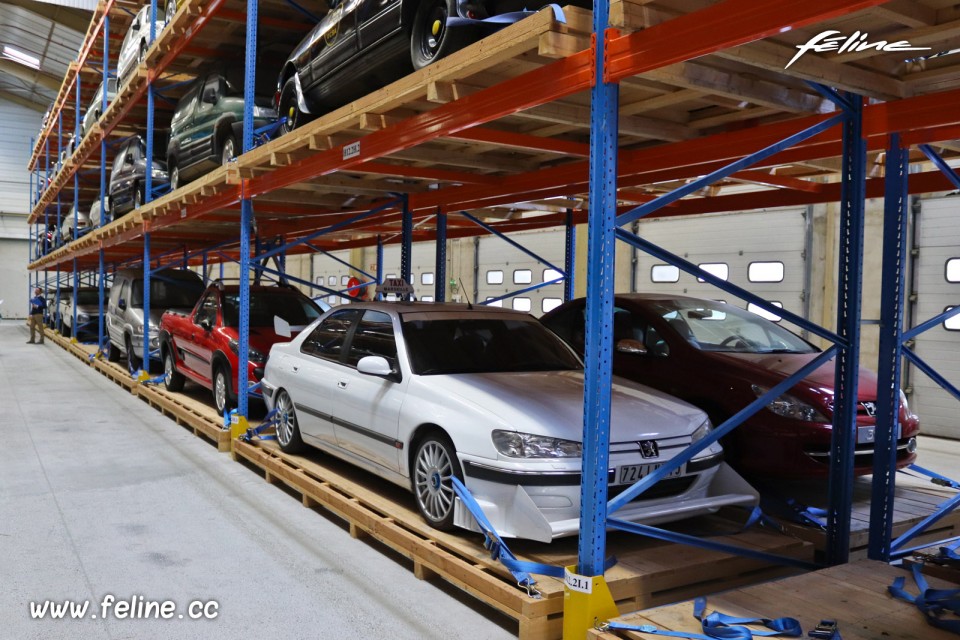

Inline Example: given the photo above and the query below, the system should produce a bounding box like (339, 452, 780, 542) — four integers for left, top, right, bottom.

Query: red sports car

(541, 294, 919, 478)
(159, 283, 322, 414)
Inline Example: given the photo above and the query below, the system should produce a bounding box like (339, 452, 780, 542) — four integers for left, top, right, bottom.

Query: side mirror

(132, 18, 141, 30)
(202, 87, 218, 104)
(125, 154, 134, 164)
(199, 316, 212, 331)
(118, 298, 127, 310)
(357, 355, 394, 378)
(616, 338, 647, 356)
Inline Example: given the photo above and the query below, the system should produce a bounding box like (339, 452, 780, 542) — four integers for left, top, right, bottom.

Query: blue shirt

(30, 295, 46, 315)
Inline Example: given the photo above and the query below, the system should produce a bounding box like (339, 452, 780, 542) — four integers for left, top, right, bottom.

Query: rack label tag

(564, 569, 593, 594)
(343, 141, 360, 160)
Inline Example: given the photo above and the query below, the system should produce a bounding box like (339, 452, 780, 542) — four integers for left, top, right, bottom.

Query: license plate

(616, 463, 683, 485)
(857, 422, 903, 445)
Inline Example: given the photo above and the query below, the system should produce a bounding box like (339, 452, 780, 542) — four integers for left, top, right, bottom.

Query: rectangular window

(747, 301, 783, 322)
(344, 310, 396, 367)
(341, 275, 350, 286)
(421, 272, 434, 285)
(486, 270, 504, 285)
(512, 297, 532, 312)
(327, 275, 336, 286)
(748, 261, 785, 283)
(421, 295, 434, 302)
(946, 258, 960, 282)
(651, 265, 680, 283)
(542, 268, 563, 284)
(542, 297, 562, 313)
(697, 263, 729, 283)
(944, 306, 960, 331)
(484, 297, 503, 308)
(386, 273, 397, 280)
(513, 269, 532, 285)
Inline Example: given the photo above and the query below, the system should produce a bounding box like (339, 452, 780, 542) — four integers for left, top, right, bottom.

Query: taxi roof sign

(376, 278, 415, 296)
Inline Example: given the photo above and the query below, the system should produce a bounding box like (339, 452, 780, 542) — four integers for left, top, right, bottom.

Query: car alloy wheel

(214, 367, 231, 415)
(221, 135, 236, 165)
(413, 435, 461, 530)
(410, 0, 470, 70)
(278, 77, 301, 135)
(134, 186, 143, 210)
(164, 349, 184, 392)
(275, 390, 305, 453)
(169, 164, 179, 191)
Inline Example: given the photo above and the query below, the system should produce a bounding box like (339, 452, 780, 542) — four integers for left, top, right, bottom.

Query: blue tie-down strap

(253, 119, 286, 148)
(759, 493, 828, 530)
(603, 597, 804, 639)
(140, 373, 169, 386)
(241, 408, 279, 443)
(889, 562, 960, 634)
(247, 382, 264, 399)
(940, 539, 960, 562)
(901, 464, 960, 490)
(223, 408, 237, 430)
(449, 477, 613, 598)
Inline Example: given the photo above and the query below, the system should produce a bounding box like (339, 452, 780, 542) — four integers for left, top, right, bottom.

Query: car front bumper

(453, 453, 758, 542)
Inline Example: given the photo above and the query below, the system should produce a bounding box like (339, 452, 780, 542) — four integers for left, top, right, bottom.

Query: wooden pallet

(233, 438, 813, 640)
(137, 384, 232, 451)
(591, 559, 959, 640)
(755, 476, 960, 561)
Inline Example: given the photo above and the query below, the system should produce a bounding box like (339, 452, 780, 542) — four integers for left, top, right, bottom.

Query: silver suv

(106, 267, 204, 368)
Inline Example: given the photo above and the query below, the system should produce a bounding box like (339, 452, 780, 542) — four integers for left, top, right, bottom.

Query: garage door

(476, 229, 566, 316)
(909, 197, 960, 439)
(0, 237, 29, 319)
(632, 207, 809, 323)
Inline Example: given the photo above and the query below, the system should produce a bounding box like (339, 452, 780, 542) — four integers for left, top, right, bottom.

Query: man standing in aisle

(27, 287, 46, 344)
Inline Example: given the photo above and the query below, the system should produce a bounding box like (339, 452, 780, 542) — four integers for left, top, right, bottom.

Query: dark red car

(159, 283, 322, 414)
(541, 294, 920, 478)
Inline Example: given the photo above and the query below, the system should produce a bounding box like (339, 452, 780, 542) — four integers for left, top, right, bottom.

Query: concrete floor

(1, 324, 516, 640)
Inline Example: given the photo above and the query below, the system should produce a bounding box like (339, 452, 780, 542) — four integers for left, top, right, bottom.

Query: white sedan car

(261, 302, 758, 542)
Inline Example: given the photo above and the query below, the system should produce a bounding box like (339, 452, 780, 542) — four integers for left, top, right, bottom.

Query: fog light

(906, 437, 917, 454)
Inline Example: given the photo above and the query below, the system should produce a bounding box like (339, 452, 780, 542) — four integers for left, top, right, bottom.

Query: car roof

(337, 300, 531, 317)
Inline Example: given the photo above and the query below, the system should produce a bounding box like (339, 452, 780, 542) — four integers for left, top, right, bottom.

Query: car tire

(213, 365, 234, 415)
(278, 77, 304, 135)
(138, 40, 147, 66)
(410, 0, 473, 70)
(163, 348, 185, 392)
(220, 133, 237, 165)
(125, 334, 142, 371)
(169, 163, 180, 191)
(412, 432, 463, 531)
(134, 185, 143, 210)
(275, 389, 305, 454)
(62, 322, 71, 338)
(106, 340, 121, 362)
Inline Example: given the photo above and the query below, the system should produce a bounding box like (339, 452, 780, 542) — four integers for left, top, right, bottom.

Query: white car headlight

(690, 418, 712, 444)
(751, 384, 828, 422)
(492, 430, 582, 458)
(77, 313, 90, 322)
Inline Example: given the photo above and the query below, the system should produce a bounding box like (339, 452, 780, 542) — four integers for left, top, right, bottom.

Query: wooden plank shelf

(590, 560, 960, 640)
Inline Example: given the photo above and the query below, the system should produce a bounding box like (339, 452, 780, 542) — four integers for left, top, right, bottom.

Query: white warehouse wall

(0, 100, 43, 319)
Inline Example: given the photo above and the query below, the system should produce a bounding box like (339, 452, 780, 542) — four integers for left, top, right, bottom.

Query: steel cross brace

(918, 144, 960, 190)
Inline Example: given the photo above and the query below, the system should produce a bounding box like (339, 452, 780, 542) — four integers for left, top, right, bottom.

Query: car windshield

(222, 291, 320, 328)
(650, 299, 817, 354)
(76, 290, 100, 305)
(131, 277, 202, 308)
(402, 316, 582, 375)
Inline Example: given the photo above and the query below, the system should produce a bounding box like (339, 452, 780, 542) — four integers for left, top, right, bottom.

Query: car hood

(705, 351, 878, 401)
(416, 370, 706, 442)
(147, 307, 193, 327)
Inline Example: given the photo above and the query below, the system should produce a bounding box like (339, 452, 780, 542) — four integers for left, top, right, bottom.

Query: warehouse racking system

(23, 0, 960, 631)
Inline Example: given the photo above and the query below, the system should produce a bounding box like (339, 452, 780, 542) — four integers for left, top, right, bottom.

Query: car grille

(607, 476, 697, 503)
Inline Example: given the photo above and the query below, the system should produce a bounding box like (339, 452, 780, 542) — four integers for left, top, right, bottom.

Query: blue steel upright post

(99, 15, 110, 349)
(868, 133, 910, 561)
(564, 208, 575, 302)
(566, 0, 621, 634)
(435, 210, 446, 301)
(141, 5, 157, 370)
(376, 235, 384, 300)
(826, 94, 867, 565)
(232, 0, 259, 433)
(401, 195, 413, 285)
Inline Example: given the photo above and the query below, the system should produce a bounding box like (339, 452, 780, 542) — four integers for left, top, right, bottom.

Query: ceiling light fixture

(2, 45, 41, 70)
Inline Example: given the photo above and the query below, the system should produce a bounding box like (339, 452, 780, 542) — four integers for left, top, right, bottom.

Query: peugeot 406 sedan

(261, 302, 758, 542)
(541, 294, 921, 479)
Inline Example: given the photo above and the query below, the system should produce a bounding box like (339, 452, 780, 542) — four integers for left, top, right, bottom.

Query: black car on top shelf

(109, 136, 169, 218)
(277, 0, 587, 134)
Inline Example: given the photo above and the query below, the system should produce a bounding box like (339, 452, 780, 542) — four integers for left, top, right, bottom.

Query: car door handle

(337, 381, 347, 389)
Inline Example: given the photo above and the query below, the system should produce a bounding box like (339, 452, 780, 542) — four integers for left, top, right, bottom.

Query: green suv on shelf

(166, 70, 277, 191)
